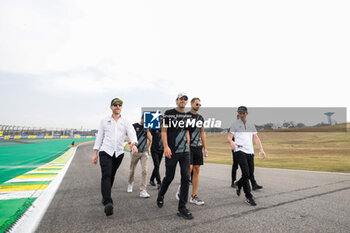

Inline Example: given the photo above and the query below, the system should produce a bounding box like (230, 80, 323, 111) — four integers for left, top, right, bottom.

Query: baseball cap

(237, 106, 248, 112)
(177, 92, 188, 99)
(111, 98, 123, 106)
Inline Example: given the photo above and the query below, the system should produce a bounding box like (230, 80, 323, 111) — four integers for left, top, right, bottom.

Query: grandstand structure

(0, 124, 97, 140)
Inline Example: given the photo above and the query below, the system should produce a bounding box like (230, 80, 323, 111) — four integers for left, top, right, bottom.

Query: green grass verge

(205, 125, 350, 173)
(0, 198, 36, 233)
(0, 139, 93, 184)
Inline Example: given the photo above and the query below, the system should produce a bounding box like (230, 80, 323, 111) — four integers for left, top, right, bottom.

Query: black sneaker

(104, 203, 113, 216)
(246, 197, 257, 206)
(150, 180, 156, 186)
(252, 184, 263, 190)
(231, 182, 236, 188)
(235, 182, 241, 196)
(102, 199, 113, 205)
(157, 196, 164, 208)
(177, 208, 194, 220)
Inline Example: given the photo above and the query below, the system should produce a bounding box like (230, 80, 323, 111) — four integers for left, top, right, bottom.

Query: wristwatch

(131, 142, 138, 147)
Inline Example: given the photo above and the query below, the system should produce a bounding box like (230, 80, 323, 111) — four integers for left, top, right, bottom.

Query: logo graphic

(143, 110, 161, 129)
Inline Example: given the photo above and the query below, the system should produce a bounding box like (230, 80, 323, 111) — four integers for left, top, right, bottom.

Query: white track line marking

(0, 190, 44, 200)
(5, 178, 54, 183)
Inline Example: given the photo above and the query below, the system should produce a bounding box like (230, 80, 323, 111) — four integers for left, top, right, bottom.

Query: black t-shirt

(133, 123, 148, 153)
(163, 108, 190, 154)
(150, 128, 163, 151)
(187, 112, 204, 147)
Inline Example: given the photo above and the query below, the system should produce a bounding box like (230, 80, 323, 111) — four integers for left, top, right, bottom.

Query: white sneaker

(190, 195, 205, 205)
(175, 185, 180, 200)
(140, 190, 150, 198)
(127, 184, 133, 193)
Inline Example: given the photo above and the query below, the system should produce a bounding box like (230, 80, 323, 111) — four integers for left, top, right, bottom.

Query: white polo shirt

(93, 115, 138, 157)
(229, 119, 257, 154)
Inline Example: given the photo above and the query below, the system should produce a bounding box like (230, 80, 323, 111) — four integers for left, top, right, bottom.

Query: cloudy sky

(0, 0, 349, 129)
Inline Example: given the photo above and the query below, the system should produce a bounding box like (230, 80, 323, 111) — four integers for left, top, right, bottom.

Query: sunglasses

(195, 103, 201, 107)
(113, 104, 123, 107)
(179, 97, 188, 101)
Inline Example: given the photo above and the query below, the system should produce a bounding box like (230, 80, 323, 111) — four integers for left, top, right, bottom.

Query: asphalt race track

(36, 142, 350, 233)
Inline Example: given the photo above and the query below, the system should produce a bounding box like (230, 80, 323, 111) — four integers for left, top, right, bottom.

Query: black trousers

(231, 150, 238, 183)
(232, 150, 257, 186)
(99, 151, 124, 205)
(150, 149, 164, 184)
(235, 151, 255, 198)
(158, 152, 190, 211)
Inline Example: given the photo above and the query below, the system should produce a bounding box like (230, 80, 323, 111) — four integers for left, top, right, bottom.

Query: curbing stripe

(35, 167, 62, 170)
(17, 175, 57, 178)
(5, 178, 54, 183)
(0, 190, 44, 201)
(0, 184, 48, 192)
(27, 171, 59, 174)
(1, 181, 50, 186)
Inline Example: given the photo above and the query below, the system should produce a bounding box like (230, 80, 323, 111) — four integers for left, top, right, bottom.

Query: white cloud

(0, 0, 349, 129)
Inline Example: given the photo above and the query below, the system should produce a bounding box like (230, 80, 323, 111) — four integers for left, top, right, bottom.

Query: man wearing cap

(92, 98, 138, 216)
(227, 106, 266, 206)
(176, 97, 207, 206)
(230, 114, 261, 189)
(157, 93, 194, 220)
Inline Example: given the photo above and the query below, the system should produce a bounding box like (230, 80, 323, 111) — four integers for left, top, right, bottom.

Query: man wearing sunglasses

(187, 98, 207, 205)
(92, 98, 138, 216)
(176, 97, 207, 205)
(227, 106, 266, 206)
(157, 93, 194, 220)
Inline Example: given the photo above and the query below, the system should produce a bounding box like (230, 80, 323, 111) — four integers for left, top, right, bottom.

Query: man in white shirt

(227, 106, 266, 206)
(92, 98, 138, 216)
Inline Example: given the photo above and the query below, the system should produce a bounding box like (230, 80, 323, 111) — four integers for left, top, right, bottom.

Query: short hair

(191, 97, 200, 103)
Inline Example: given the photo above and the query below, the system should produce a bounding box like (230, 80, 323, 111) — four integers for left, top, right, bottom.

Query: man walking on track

(157, 92, 194, 220)
(92, 98, 138, 216)
(176, 97, 207, 205)
(188, 98, 207, 206)
(228, 106, 266, 206)
(230, 114, 262, 190)
(127, 116, 152, 198)
(230, 114, 239, 188)
(149, 123, 164, 190)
